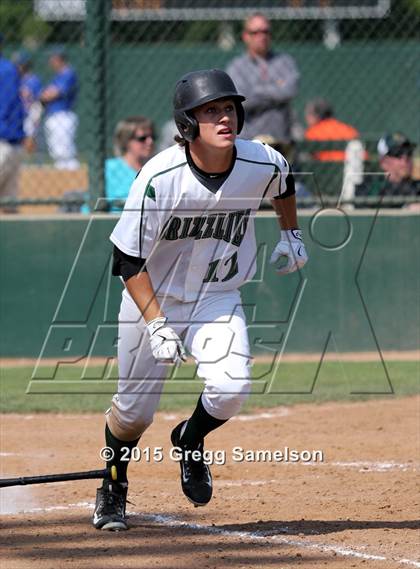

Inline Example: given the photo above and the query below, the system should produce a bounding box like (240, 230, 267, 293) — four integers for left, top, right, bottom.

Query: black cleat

(93, 480, 128, 531)
(171, 421, 213, 507)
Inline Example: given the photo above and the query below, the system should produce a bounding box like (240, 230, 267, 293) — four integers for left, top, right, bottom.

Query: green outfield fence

(1, 0, 419, 209)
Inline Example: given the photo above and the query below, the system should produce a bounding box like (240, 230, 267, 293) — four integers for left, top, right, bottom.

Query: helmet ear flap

(174, 110, 199, 142)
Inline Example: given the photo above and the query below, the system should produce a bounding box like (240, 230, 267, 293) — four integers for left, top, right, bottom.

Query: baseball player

(93, 69, 308, 531)
(40, 47, 79, 170)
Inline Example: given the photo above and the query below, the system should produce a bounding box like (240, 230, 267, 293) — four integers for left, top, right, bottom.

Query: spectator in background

(62, 116, 155, 214)
(13, 50, 42, 154)
(0, 33, 25, 213)
(355, 133, 419, 205)
(105, 116, 155, 211)
(40, 47, 79, 169)
(304, 98, 360, 161)
(226, 13, 299, 146)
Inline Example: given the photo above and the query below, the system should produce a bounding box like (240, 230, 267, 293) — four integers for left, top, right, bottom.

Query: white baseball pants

(0, 140, 22, 205)
(107, 289, 251, 441)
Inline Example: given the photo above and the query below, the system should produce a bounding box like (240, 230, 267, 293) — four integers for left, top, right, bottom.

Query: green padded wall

(1, 212, 418, 358)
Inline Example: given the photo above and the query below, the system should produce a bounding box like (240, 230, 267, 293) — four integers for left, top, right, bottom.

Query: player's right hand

(146, 317, 187, 365)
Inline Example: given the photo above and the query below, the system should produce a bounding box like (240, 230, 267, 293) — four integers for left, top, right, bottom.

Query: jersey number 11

(202, 252, 239, 283)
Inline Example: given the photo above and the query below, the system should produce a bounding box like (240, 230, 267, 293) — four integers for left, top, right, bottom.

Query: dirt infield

(1, 397, 419, 569)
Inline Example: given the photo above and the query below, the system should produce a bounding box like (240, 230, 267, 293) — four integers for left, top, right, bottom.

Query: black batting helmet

(173, 69, 246, 142)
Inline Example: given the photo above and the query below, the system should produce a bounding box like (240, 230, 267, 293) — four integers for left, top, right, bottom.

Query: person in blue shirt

(40, 47, 79, 169)
(105, 116, 155, 211)
(13, 50, 42, 153)
(64, 116, 155, 214)
(0, 34, 25, 212)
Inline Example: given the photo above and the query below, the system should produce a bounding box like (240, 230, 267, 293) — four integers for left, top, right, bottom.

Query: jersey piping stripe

(236, 157, 284, 200)
(262, 165, 282, 200)
(139, 161, 187, 258)
(236, 157, 282, 168)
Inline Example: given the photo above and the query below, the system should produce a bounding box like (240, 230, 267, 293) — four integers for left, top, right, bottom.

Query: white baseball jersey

(110, 138, 289, 302)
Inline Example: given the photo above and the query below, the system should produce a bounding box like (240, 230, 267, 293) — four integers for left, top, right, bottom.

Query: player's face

(193, 98, 238, 149)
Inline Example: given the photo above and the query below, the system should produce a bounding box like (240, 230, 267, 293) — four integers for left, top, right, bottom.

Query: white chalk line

(290, 461, 418, 473)
(161, 408, 290, 422)
(0, 452, 50, 458)
(1, 502, 419, 568)
(0, 452, 20, 457)
(217, 462, 418, 480)
(0, 501, 93, 515)
(231, 408, 291, 421)
(328, 461, 419, 473)
(218, 479, 278, 487)
(216, 462, 418, 488)
(144, 513, 420, 568)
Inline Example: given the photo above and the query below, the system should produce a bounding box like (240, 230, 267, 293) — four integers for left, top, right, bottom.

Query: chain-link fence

(1, 0, 419, 213)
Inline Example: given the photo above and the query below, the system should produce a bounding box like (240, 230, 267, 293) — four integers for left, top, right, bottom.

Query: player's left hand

(270, 229, 308, 275)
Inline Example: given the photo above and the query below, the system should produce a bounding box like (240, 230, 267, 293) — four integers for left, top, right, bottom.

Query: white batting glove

(147, 317, 187, 365)
(270, 229, 308, 275)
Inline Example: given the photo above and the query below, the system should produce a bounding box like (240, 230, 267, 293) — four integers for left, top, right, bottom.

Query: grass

(1, 360, 418, 414)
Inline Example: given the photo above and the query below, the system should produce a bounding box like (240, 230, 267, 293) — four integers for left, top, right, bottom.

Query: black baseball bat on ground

(0, 465, 116, 488)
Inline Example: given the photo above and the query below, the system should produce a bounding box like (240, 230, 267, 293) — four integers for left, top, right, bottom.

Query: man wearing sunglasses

(226, 12, 300, 147)
(355, 132, 419, 207)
